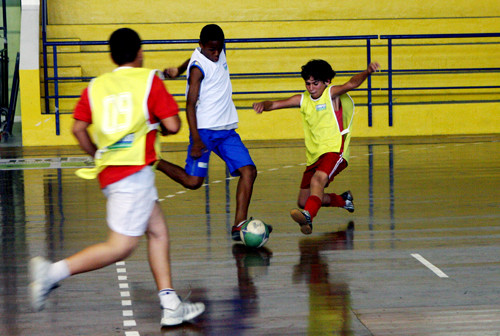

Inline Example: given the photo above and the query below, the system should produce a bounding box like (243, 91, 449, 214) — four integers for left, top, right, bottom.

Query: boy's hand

(190, 140, 207, 159)
(367, 62, 381, 74)
(253, 102, 265, 114)
(163, 67, 180, 79)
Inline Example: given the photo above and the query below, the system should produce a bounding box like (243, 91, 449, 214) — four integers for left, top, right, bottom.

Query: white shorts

(102, 165, 158, 237)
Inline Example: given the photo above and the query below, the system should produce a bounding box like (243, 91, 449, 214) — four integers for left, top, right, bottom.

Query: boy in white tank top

(157, 24, 271, 241)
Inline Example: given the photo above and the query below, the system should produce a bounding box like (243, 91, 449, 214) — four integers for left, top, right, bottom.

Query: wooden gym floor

(0, 135, 499, 335)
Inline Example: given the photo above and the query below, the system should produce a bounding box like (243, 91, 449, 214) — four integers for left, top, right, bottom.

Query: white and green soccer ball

(240, 218, 271, 248)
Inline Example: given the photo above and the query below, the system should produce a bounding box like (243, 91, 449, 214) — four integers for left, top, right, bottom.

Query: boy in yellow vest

(253, 60, 380, 234)
(28, 28, 205, 327)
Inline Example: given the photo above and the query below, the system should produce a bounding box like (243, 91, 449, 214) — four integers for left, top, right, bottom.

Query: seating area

(18, 0, 500, 145)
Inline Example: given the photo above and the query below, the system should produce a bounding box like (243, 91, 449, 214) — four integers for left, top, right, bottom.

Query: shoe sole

(161, 303, 205, 327)
(29, 257, 49, 312)
(290, 209, 312, 235)
(161, 317, 183, 326)
(29, 282, 45, 312)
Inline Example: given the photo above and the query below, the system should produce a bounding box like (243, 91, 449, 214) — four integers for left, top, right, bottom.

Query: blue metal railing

(1, 0, 8, 110)
(380, 33, 500, 126)
(42, 36, 378, 135)
(41, 0, 500, 135)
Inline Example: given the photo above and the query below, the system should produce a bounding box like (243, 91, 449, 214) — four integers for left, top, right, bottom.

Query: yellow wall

(48, 0, 500, 25)
(19, 0, 500, 146)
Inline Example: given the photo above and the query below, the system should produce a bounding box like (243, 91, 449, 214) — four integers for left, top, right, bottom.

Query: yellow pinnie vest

(300, 85, 354, 166)
(76, 68, 160, 179)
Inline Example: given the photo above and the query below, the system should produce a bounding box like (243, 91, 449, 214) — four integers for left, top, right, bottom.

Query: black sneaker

(231, 218, 249, 241)
(341, 191, 354, 213)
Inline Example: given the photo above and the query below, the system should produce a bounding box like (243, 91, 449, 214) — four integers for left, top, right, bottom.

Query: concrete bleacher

(25, 0, 500, 145)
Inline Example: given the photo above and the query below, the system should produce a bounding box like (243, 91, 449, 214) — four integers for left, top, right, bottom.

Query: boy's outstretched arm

(253, 94, 302, 113)
(162, 58, 190, 79)
(330, 62, 380, 97)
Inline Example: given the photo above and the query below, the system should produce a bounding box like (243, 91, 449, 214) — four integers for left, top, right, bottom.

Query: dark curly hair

(300, 59, 336, 83)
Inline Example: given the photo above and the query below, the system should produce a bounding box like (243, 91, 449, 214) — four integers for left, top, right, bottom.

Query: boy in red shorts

(253, 59, 380, 234)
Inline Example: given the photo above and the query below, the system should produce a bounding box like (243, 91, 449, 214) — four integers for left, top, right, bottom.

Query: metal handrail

(42, 36, 377, 135)
(41, 0, 500, 134)
(1, 0, 8, 110)
(380, 33, 500, 126)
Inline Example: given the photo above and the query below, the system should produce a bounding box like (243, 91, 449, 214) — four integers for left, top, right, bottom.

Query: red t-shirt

(73, 75, 178, 188)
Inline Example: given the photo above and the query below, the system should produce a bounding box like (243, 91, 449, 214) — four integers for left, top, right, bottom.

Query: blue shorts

(185, 129, 255, 177)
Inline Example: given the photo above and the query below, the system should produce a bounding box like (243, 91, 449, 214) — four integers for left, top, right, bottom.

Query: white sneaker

(29, 256, 55, 312)
(161, 301, 205, 326)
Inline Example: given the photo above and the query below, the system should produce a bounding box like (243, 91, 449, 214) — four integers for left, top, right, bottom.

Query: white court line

(116, 261, 140, 335)
(123, 320, 137, 327)
(411, 253, 449, 278)
(123, 310, 134, 317)
(125, 332, 140, 336)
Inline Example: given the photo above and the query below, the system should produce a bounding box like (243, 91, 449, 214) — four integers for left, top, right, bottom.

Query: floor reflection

(0, 136, 498, 335)
(0, 170, 24, 336)
(232, 244, 273, 304)
(294, 222, 354, 335)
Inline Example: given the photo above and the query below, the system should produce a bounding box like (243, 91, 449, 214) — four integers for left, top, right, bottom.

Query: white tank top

(186, 48, 238, 130)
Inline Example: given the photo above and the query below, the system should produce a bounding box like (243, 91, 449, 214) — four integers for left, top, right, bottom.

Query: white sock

(47, 260, 70, 286)
(158, 288, 181, 309)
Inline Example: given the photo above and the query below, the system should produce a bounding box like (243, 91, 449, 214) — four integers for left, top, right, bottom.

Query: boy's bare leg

(296, 172, 328, 208)
(29, 232, 140, 311)
(146, 202, 173, 290)
(309, 171, 328, 201)
(147, 203, 206, 326)
(291, 171, 328, 234)
(234, 165, 257, 225)
(156, 159, 204, 190)
(66, 231, 140, 276)
(297, 188, 310, 209)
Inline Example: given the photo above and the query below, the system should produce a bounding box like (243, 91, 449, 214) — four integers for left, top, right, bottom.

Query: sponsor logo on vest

(108, 133, 134, 150)
(316, 104, 326, 112)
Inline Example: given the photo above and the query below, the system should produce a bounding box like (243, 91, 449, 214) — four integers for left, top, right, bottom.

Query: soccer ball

(240, 218, 271, 248)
